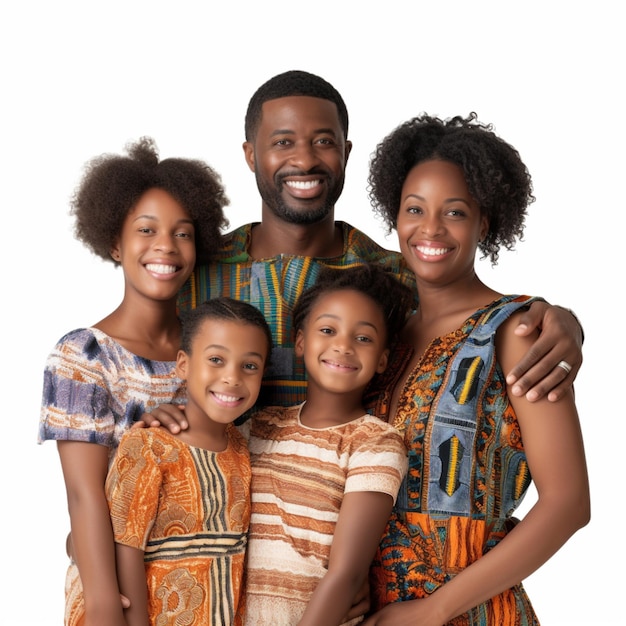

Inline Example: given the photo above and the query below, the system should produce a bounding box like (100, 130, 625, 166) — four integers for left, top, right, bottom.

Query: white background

(2, 1, 622, 624)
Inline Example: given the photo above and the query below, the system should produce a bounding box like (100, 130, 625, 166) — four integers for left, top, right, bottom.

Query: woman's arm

(506, 301, 583, 402)
(364, 316, 590, 626)
(115, 543, 149, 626)
(297, 491, 394, 626)
(58, 441, 127, 626)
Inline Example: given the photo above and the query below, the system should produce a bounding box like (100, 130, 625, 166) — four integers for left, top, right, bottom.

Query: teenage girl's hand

(132, 404, 188, 433)
(505, 302, 583, 402)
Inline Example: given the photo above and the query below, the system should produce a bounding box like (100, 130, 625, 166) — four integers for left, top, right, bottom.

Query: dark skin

(138, 94, 583, 618)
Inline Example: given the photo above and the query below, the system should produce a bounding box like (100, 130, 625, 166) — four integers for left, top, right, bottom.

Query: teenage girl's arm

(507, 301, 583, 402)
(57, 441, 127, 626)
(115, 544, 149, 626)
(362, 316, 590, 626)
(297, 491, 394, 626)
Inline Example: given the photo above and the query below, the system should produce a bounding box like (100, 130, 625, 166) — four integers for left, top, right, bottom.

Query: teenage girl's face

(111, 188, 196, 303)
(295, 290, 389, 396)
(176, 319, 268, 425)
(396, 160, 489, 287)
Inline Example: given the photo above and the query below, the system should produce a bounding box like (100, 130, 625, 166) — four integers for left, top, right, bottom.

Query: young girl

(363, 114, 590, 625)
(241, 264, 412, 626)
(109, 298, 272, 626)
(38, 137, 228, 626)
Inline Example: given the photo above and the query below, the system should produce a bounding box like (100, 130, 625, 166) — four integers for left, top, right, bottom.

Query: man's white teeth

(146, 264, 177, 274)
(416, 246, 451, 256)
(286, 180, 320, 190)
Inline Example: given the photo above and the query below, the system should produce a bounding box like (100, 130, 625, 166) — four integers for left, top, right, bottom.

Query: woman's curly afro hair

(71, 137, 229, 264)
(367, 113, 534, 265)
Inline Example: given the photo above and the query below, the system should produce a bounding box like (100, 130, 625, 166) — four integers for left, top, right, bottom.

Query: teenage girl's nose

(153, 233, 177, 253)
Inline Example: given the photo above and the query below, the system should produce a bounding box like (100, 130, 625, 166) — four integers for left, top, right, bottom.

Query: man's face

(243, 95, 352, 225)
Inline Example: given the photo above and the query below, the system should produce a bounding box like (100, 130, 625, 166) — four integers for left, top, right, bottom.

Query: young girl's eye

(175, 230, 194, 239)
(208, 356, 223, 365)
(243, 362, 259, 371)
(356, 335, 373, 343)
(320, 327, 334, 335)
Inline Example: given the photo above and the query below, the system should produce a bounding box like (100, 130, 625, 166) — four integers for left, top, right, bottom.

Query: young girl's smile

(295, 289, 389, 397)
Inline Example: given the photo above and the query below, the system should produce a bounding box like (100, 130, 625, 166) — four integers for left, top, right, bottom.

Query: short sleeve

(106, 429, 165, 550)
(344, 422, 408, 503)
(38, 329, 118, 447)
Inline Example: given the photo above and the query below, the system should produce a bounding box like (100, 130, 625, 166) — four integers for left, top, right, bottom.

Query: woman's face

(396, 159, 488, 287)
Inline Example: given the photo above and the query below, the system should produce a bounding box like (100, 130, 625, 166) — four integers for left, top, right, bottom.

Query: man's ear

(294, 329, 305, 357)
(243, 141, 255, 172)
(175, 350, 189, 379)
(376, 348, 389, 374)
(344, 139, 353, 164)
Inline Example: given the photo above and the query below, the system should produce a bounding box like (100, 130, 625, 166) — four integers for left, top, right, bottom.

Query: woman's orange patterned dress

(366, 296, 541, 625)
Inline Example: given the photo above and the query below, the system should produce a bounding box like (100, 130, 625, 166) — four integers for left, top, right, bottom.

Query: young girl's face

(295, 289, 389, 395)
(396, 160, 489, 286)
(177, 319, 268, 425)
(111, 188, 196, 303)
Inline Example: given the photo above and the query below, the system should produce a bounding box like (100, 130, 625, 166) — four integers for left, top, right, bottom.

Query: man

(175, 70, 582, 410)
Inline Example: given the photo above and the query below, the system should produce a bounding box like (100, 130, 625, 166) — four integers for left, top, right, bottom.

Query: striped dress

(242, 403, 408, 625)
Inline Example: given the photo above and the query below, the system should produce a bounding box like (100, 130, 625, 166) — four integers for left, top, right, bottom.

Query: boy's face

(295, 289, 389, 397)
(176, 319, 268, 425)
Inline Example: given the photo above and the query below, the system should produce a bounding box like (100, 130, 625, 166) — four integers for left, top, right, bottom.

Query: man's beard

(256, 169, 344, 225)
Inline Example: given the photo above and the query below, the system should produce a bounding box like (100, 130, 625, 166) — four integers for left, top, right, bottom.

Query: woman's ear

(479, 215, 490, 242)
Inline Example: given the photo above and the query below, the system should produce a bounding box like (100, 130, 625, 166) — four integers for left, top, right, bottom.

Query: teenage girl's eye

(175, 230, 194, 240)
(208, 356, 223, 365)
